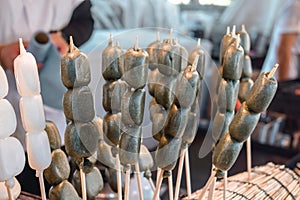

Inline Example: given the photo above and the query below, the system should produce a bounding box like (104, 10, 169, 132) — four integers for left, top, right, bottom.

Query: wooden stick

(5, 180, 14, 200)
(267, 63, 279, 79)
(149, 178, 156, 192)
(174, 149, 185, 200)
(208, 177, 216, 200)
(152, 170, 163, 200)
(235, 34, 240, 48)
(135, 163, 144, 200)
(184, 150, 192, 199)
(124, 166, 131, 200)
(226, 26, 230, 35)
(115, 154, 123, 200)
(37, 171, 47, 200)
(69, 36, 75, 52)
(168, 174, 174, 200)
(223, 171, 227, 200)
(109, 33, 113, 45)
(19, 38, 26, 55)
(79, 167, 87, 200)
(156, 168, 161, 186)
(6, 186, 13, 200)
(197, 38, 201, 49)
(247, 137, 252, 180)
(196, 170, 217, 200)
(241, 24, 246, 32)
(231, 25, 236, 36)
(134, 35, 139, 51)
(187, 192, 199, 200)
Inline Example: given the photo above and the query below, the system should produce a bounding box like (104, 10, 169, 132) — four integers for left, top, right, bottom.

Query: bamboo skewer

(156, 168, 161, 186)
(5, 180, 14, 200)
(115, 154, 123, 200)
(184, 150, 192, 199)
(208, 177, 216, 200)
(135, 163, 144, 200)
(196, 170, 217, 200)
(124, 166, 131, 200)
(6, 187, 13, 200)
(79, 167, 87, 200)
(247, 137, 252, 180)
(149, 178, 156, 192)
(174, 149, 185, 200)
(223, 171, 228, 200)
(153, 170, 164, 200)
(168, 175, 174, 200)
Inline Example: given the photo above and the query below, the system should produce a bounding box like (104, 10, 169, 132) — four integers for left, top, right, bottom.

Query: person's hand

(50, 32, 69, 55)
(0, 41, 29, 71)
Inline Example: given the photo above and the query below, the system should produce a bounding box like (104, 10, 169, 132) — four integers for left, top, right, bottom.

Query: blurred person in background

(91, 0, 181, 30)
(262, 0, 300, 81)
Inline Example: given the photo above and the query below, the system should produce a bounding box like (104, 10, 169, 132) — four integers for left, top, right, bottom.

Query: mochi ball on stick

(0, 65, 25, 200)
(14, 39, 51, 200)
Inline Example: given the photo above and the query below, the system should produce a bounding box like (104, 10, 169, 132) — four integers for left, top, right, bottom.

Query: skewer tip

(226, 26, 230, 35)
(197, 38, 201, 49)
(19, 38, 26, 55)
(134, 35, 139, 50)
(235, 34, 240, 48)
(231, 25, 236, 36)
(69, 36, 75, 52)
(109, 33, 113, 45)
(267, 64, 279, 78)
(241, 24, 246, 32)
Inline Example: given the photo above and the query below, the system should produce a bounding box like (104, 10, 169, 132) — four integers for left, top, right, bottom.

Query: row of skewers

(100, 29, 205, 200)
(196, 24, 279, 200)
(17, 29, 203, 200)
(0, 24, 283, 200)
